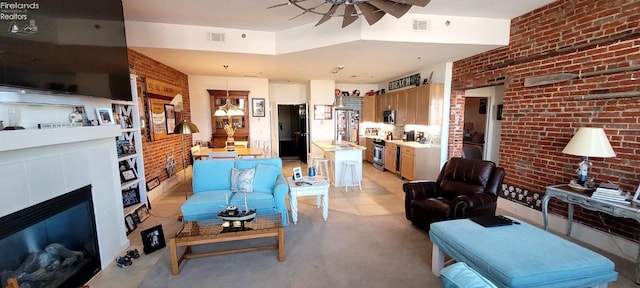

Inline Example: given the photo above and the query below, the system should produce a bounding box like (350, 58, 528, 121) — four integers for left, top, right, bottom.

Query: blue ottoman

(429, 218, 618, 288)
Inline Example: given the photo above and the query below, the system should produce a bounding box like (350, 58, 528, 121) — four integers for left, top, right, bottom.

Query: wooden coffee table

(169, 213, 284, 275)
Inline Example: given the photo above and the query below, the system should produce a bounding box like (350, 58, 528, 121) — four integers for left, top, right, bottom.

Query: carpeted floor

(139, 201, 441, 288)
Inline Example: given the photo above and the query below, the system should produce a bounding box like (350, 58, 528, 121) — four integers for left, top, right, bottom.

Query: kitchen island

(312, 141, 366, 188)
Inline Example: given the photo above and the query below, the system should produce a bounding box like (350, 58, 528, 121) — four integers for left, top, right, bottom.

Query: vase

(226, 136, 235, 151)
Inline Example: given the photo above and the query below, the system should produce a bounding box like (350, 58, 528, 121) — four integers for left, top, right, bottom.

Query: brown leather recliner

(403, 157, 505, 230)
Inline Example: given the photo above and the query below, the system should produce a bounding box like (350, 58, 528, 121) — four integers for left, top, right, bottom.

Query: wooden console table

(542, 184, 640, 283)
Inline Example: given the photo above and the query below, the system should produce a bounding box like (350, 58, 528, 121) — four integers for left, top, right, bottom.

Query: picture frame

(95, 108, 114, 125)
(116, 140, 136, 157)
(140, 224, 166, 255)
(122, 187, 140, 207)
(314, 105, 333, 120)
(124, 214, 137, 235)
(120, 168, 137, 182)
(292, 166, 303, 181)
(164, 104, 176, 134)
(252, 98, 265, 117)
(146, 176, 160, 191)
(136, 204, 150, 223)
(633, 185, 640, 204)
(479, 99, 487, 115)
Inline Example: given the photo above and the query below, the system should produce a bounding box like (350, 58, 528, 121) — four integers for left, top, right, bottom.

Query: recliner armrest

(451, 193, 497, 218)
(403, 181, 441, 200)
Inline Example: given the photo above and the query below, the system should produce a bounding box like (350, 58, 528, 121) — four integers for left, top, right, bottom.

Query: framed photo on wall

(314, 105, 333, 120)
(164, 104, 176, 134)
(252, 98, 265, 117)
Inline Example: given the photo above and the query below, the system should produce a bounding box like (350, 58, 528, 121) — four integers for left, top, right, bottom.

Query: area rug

(139, 203, 441, 288)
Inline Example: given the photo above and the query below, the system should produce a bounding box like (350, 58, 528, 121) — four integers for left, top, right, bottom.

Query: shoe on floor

(116, 255, 132, 268)
(126, 249, 140, 258)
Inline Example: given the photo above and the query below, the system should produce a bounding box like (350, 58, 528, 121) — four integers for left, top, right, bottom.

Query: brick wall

(451, 0, 640, 240)
(127, 50, 191, 184)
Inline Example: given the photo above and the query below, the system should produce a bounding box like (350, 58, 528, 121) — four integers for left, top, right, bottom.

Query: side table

(543, 184, 640, 284)
(287, 176, 330, 224)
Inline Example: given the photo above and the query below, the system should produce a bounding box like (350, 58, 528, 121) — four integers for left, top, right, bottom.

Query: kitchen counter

(313, 141, 366, 151)
(312, 141, 364, 188)
(360, 136, 440, 149)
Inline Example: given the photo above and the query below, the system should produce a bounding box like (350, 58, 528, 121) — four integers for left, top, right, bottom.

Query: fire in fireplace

(0, 185, 100, 288)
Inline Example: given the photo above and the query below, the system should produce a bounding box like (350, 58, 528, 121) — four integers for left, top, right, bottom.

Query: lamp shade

(174, 120, 200, 135)
(562, 127, 616, 158)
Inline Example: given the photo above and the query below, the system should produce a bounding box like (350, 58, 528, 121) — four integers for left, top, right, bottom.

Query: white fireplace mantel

(0, 126, 120, 152)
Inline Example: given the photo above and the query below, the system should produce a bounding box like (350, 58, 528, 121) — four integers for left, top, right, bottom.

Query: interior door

(296, 104, 308, 163)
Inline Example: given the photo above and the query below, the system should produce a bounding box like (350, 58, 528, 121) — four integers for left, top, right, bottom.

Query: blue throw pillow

(230, 168, 255, 193)
(253, 163, 278, 193)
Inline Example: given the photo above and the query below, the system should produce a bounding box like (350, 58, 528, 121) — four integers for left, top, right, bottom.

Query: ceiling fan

(268, 0, 431, 28)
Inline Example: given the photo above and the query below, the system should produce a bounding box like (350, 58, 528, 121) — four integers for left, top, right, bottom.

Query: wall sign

(388, 73, 421, 91)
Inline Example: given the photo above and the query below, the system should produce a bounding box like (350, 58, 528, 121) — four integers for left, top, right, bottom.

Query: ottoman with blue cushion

(429, 217, 618, 288)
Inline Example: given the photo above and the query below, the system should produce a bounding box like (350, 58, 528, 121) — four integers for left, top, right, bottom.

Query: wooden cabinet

(208, 90, 250, 148)
(362, 96, 376, 122)
(401, 146, 441, 181)
(400, 146, 415, 180)
(406, 88, 417, 124)
(416, 84, 444, 126)
(365, 138, 374, 163)
(395, 90, 408, 124)
(384, 142, 397, 172)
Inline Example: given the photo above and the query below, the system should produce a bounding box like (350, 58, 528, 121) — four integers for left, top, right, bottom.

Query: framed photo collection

(120, 168, 137, 182)
(122, 187, 140, 208)
(96, 108, 115, 125)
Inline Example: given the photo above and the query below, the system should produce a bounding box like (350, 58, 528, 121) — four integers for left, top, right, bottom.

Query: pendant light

(214, 65, 243, 116)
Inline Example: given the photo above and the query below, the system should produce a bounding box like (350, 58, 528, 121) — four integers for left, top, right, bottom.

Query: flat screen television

(0, 0, 132, 100)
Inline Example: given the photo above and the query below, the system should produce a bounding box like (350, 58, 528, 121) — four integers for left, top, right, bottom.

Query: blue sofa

(182, 158, 289, 226)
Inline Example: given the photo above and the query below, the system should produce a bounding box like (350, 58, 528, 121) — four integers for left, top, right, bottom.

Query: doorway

(463, 85, 504, 164)
(277, 104, 308, 162)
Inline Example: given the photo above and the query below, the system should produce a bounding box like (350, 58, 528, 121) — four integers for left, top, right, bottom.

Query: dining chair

(190, 146, 201, 164)
(234, 141, 248, 148)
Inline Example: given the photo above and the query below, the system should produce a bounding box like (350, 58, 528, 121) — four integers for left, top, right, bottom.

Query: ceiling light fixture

(214, 65, 244, 117)
(268, 0, 432, 28)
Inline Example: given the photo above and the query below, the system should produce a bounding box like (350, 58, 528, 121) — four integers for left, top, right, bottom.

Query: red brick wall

(451, 0, 640, 240)
(127, 50, 191, 184)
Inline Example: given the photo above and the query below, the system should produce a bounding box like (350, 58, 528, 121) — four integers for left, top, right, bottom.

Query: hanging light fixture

(214, 65, 243, 116)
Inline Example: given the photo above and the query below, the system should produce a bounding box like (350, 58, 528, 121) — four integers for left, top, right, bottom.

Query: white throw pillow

(230, 168, 255, 193)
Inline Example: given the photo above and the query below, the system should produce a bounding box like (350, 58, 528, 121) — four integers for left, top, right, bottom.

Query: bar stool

(315, 159, 330, 178)
(340, 160, 361, 191)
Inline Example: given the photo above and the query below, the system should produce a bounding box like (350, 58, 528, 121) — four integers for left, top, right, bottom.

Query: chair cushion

(230, 168, 255, 193)
(253, 163, 279, 194)
(441, 262, 497, 288)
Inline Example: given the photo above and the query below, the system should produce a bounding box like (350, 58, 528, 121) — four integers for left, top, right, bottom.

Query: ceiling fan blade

(315, 4, 338, 26)
(356, 2, 385, 25)
(368, 0, 412, 18)
(391, 0, 431, 7)
(267, 0, 312, 9)
(342, 5, 359, 28)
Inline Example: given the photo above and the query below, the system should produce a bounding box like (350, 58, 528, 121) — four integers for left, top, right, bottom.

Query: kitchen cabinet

(384, 142, 397, 172)
(395, 90, 408, 124)
(208, 89, 250, 148)
(416, 84, 444, 126)
(401, 146, 441, 181)
(365, 138, 374, 163)
(362, 96, 376, 122)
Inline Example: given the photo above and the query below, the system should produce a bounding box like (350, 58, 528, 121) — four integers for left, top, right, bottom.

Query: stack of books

(591, 183, 630, 204)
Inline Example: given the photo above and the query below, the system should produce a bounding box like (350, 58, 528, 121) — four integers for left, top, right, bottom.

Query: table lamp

(562, 127, 616, 188)
(174, 120, 200, 199)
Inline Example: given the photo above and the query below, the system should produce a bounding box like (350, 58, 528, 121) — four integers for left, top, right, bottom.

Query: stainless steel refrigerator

(335, 109, 359, 142)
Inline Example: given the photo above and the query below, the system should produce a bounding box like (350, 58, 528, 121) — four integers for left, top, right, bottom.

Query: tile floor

(87, 159, 637, 287)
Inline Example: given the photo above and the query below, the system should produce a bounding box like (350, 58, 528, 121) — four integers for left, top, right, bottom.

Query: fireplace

(0, 185, 100, 288)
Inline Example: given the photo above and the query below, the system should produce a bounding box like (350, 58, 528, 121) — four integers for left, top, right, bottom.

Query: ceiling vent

(206, 32, 226, 42)
(413, 19, 430, 31)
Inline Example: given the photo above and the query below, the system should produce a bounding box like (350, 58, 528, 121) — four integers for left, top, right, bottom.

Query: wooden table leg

(169, 238, 179, 275)
(278, 227, 285, 262)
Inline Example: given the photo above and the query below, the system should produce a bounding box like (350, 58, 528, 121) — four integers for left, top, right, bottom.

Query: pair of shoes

(126, 249, 140, 258)
(116, 255, 132, 268)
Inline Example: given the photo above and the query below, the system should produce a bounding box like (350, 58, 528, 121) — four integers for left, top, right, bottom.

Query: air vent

(206, 32, 226, 42)
(413, 20, 430, 31)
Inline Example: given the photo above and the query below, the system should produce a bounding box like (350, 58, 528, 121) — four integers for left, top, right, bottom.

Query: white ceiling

(122, 0, 556, 83)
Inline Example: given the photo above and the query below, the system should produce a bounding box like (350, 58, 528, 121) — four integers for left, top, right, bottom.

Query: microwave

(383, 110, 395, 125)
